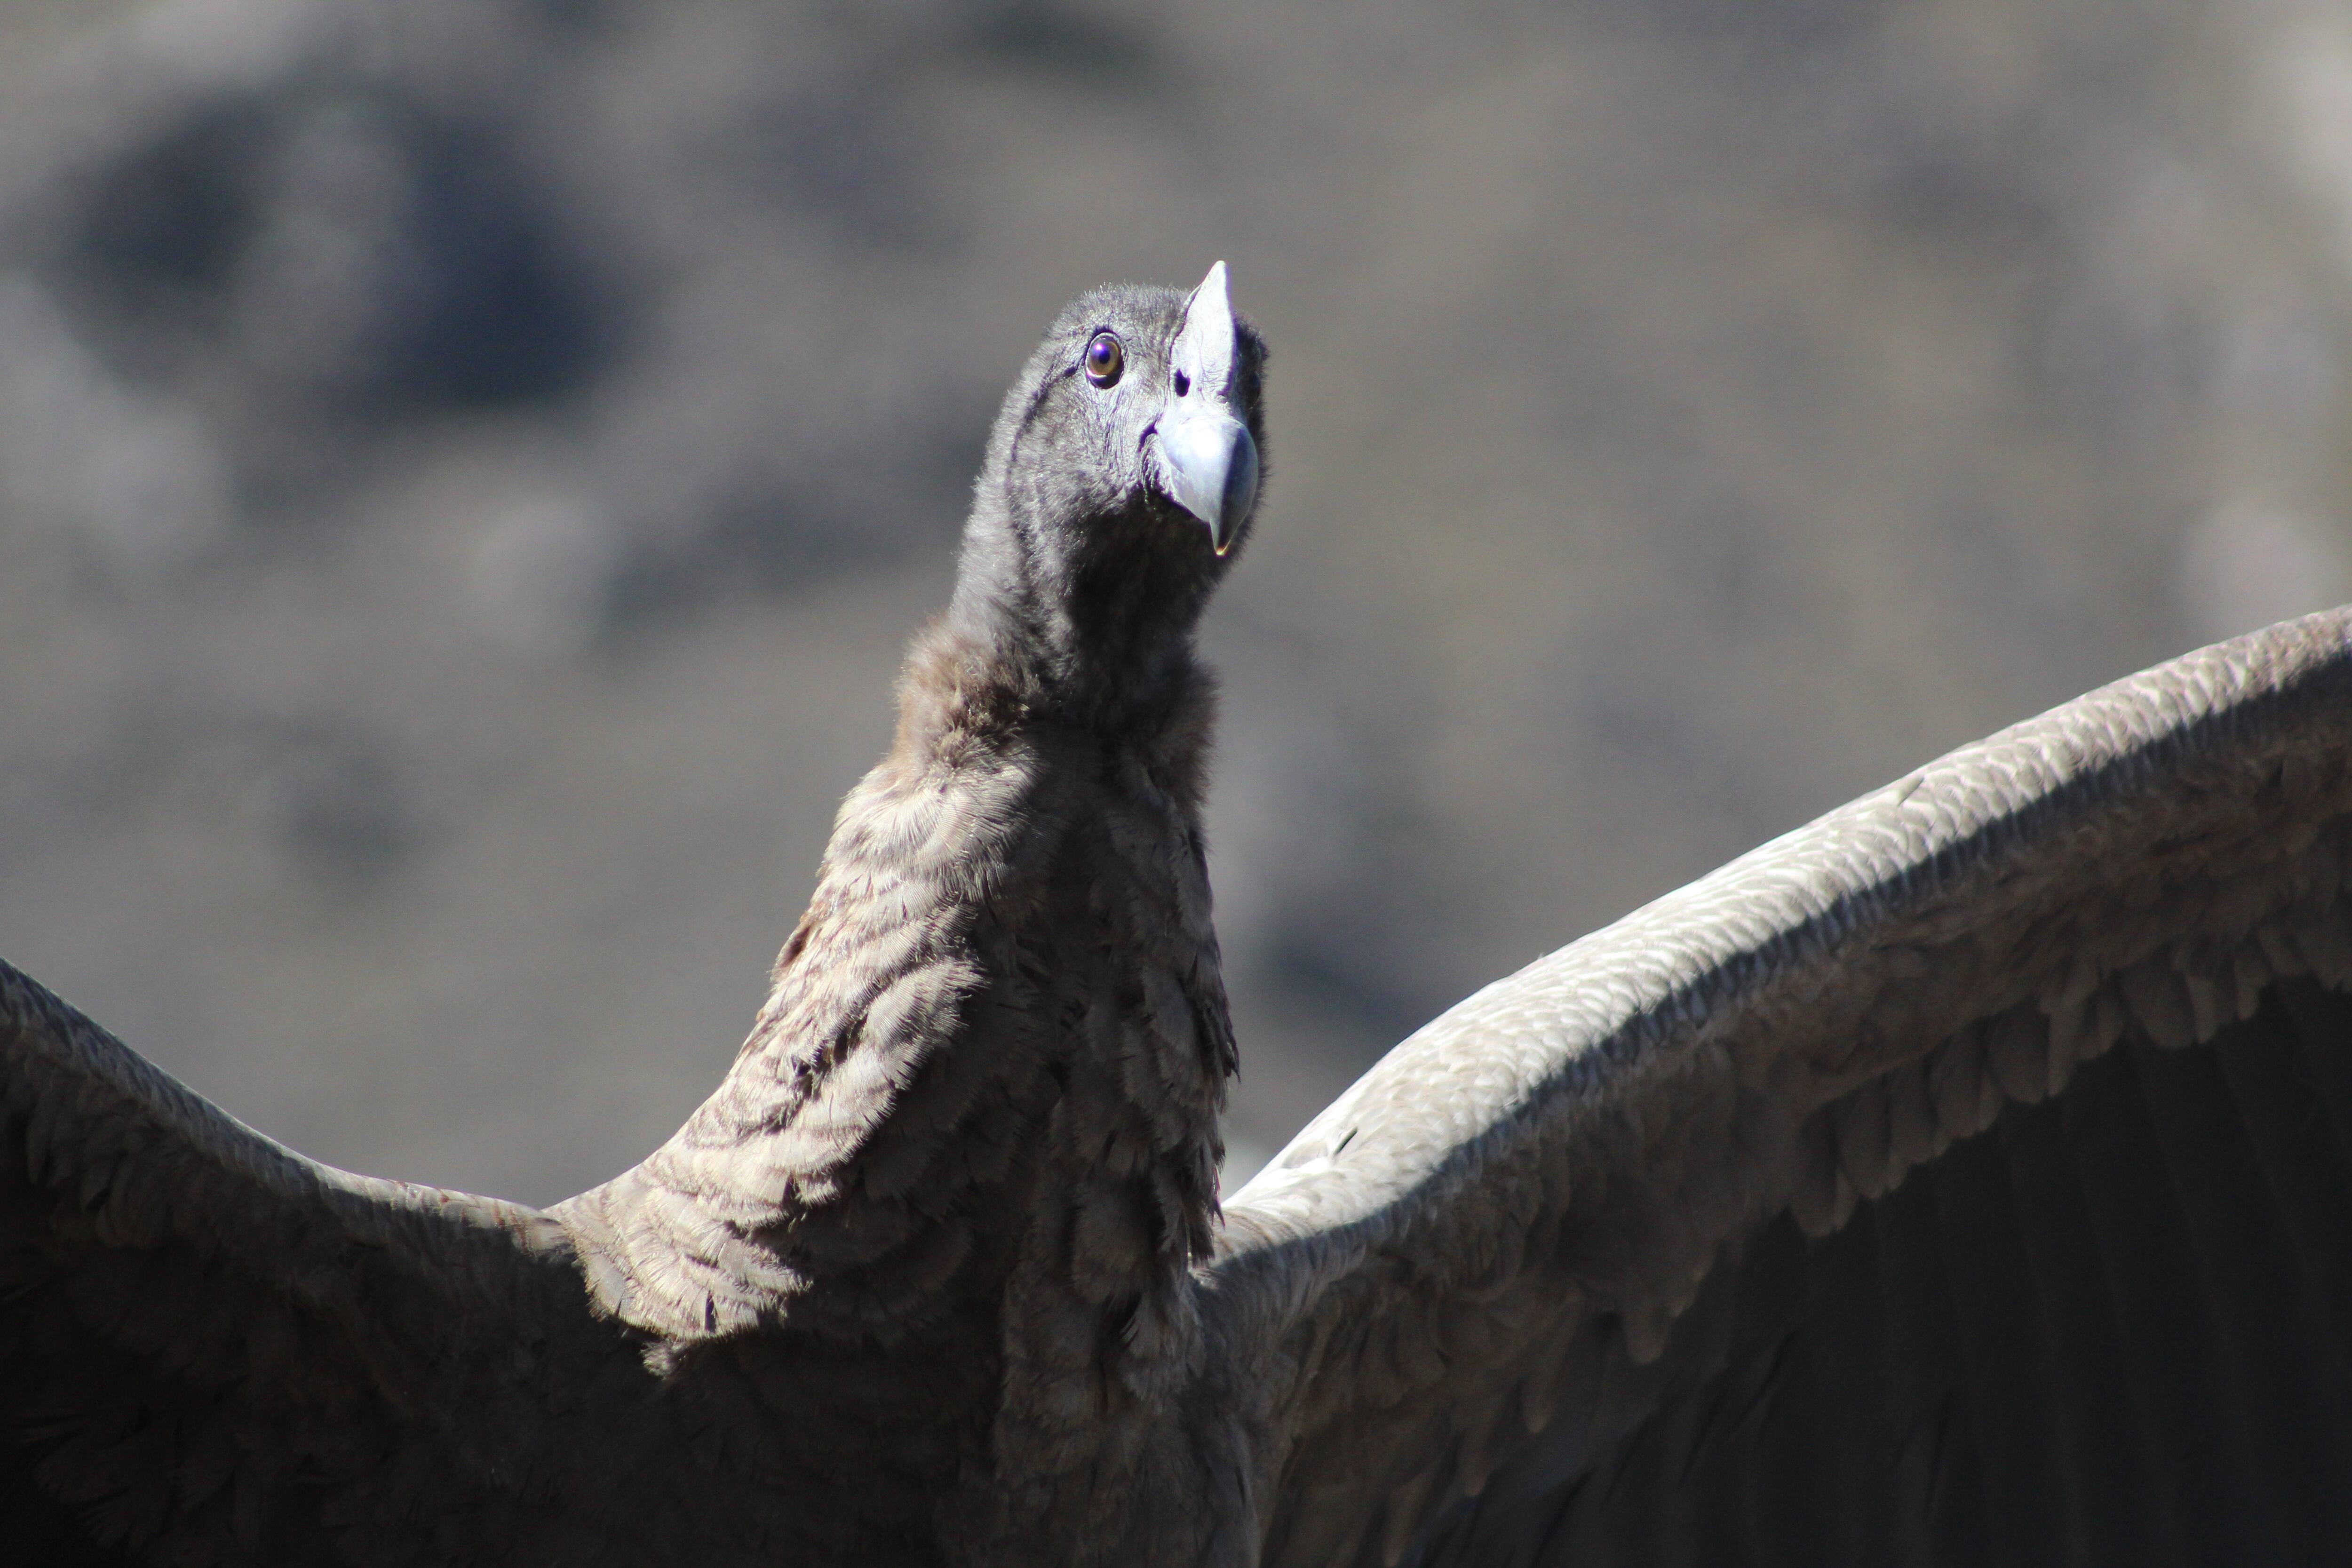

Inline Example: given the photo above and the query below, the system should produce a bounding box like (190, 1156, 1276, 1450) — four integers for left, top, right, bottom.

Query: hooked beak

(1145, 261, 1258, 556)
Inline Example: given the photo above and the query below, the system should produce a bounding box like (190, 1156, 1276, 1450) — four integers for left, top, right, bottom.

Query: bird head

(954, 264, 1267, 702)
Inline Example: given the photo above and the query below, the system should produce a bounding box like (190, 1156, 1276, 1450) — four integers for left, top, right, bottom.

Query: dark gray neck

(946, 490, 1220, 733)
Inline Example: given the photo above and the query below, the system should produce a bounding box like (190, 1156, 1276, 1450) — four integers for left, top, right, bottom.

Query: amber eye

(1083, 331, 1124, 388)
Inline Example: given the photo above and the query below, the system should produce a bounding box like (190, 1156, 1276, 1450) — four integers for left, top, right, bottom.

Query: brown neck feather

(557, 612, 1234, 1552)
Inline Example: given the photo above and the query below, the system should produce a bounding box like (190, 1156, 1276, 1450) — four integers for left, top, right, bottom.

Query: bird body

(10, 266, 2352, 1568)
(544, 267, 1264, 1562)
(553, 614, 1239, 1561)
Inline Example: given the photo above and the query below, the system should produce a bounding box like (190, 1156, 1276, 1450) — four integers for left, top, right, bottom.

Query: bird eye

(1083, 332, 1124, 388)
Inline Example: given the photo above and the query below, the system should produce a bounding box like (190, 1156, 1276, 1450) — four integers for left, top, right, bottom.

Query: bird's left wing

(0, 961, 660, 1564)
(1202, 606, 2352, 1567)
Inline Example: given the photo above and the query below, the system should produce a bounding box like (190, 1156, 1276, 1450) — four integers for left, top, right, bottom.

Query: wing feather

(1207, 606, 2352, 1565)
(0, 958, 651, 1562)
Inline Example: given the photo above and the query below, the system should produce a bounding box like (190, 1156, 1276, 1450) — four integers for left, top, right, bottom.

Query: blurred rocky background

(1, 0, 2349, 1202)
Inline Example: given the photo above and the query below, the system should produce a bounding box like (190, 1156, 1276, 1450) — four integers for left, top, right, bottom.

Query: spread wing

(1206, 606, 2352, 1567)
(0, 960, 661, 1564)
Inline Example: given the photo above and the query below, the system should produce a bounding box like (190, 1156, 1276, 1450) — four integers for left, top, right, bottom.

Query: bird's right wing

(0, 959, 655, 1564)
(1203, 607, 2352, 1567)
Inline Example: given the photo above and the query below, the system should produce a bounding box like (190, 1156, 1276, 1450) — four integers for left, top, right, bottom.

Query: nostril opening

(1173, 370, 1191, 398)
